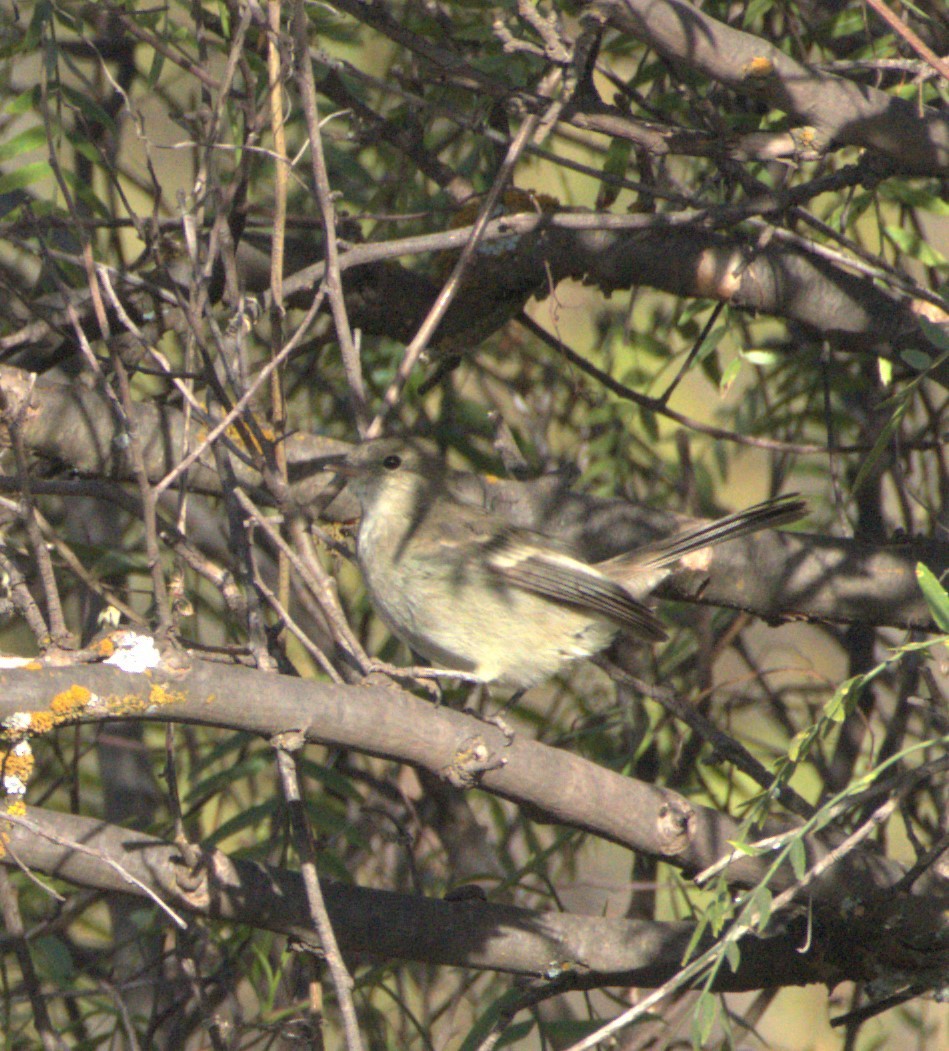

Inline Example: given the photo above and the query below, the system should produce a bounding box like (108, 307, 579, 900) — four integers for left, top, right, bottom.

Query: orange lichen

(741, 56, 774, 79)
(220, 421, 275, 455)
(25, 712, 55, 734)
(2, 748, 34, 785)
(0, 797, 27, 860)
(2, 676, 188, 751)
(50, 684, 93, 715)
(93, 636, 117, 658)
(99, 693, 149, 717)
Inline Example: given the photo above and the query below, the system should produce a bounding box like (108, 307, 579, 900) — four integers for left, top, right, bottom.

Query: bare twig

(290, 0, 367, 432)
(0, 380, 68, 645)
(861, 0, 949, 83)
(272, 735, 365, 1051)
(0, 867, 67, 1051)
(367, 65, 563, 437)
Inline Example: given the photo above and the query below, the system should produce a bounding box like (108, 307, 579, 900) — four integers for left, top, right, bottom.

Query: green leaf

(824, 677, 862, 722)
(35, 935, 77, 983)
(204, 799, 279, 847)
(750, 886, 772, 928)
(0, 159, 52, 194)
(146, 43, 165, 87)
(719, 356, 742, 395)
(695, 324, 726, 363)
(4, 87, 40, 117)
(900, 348, 932, 372)
(725, 839, 759, 857)
(789, 837, 807, 880)
(881, 181, 949, 215)
(724, 938, 742, 972)
(885, 225, 947, 267)
(920, 317, 949, 352)
(544, 1018, 647, 1042)
(741, 348, 781, 367)
(788, 725, 818, 759)
(638, 403, 660, 442)
(496, 1020, 536, 1047)
(457, 990, 528, 1051)
(596, 138, 632, 210)
(61, 84, 116, 133)
(187, 752, 271, 804)
(851, 398, 906, 494)
(693, 991, 719, 1045)
(0, 125, 47, 163)
(916, 563, 949, 632)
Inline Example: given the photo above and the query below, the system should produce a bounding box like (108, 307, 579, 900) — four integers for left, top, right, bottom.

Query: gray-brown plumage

(325, 439, 806, 690)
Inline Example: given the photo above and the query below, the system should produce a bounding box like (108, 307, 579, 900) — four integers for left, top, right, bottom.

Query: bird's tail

(606, 493, 807, 572)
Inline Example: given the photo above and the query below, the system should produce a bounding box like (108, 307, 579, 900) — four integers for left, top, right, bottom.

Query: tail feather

(610, 494, 807, 571)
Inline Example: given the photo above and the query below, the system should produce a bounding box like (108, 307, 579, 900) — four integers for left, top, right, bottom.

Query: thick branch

(275, 216, 937, 360)
(12, 213, 940, 382)
(589, 0, 949, 175)
(0, 661, 926, 916)
(2, 806, 855, 990)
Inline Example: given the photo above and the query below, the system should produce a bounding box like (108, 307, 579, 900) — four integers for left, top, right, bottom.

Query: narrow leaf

(916, 563, 949, 633)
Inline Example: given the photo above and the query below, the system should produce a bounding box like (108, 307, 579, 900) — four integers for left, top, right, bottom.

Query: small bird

(323, 438, 806, 692)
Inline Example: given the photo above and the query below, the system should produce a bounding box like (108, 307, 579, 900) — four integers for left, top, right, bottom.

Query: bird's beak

(316, 453, 358, 478)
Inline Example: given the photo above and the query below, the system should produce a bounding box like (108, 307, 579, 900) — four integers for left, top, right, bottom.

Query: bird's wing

(483, 529, 668, 641)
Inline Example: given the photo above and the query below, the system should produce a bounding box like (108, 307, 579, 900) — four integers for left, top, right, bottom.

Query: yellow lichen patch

(0, 797, 27, 860)
(148, 683, 186, 708)
(25, 712, 55, 734)
(50, 684, 93, 715)
(1, 677, 187, 747)
(102, 692, 152, 717)
(741, 56, 774, 79)
(25, 660, 43, 671)
(2, 745, 34, 786)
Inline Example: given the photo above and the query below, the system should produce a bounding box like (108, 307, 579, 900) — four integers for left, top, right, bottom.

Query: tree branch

(588, 0, 949, 175)
(0, 660, 929, 916)
(0, 806, 881, 991)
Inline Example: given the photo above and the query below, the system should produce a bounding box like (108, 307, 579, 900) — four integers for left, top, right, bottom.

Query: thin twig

(235, 490, 372, 677)
(290, 0, 367, 433)
(0, 380, 69, 644)
(152, 286, 326, 498)
(272, 736, 365, 1051)
(367, 66, 563, 437)
(861, 0, 949, 82)
(109, 350, 175, 634)
(0, 867, 67, 1051)
(600, 659, 815, 820)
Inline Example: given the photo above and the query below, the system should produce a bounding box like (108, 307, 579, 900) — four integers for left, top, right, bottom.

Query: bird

(322, 438, 806, 692)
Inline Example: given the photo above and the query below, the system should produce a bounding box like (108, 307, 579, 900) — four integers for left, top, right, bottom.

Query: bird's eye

(382, 454, 402, 470)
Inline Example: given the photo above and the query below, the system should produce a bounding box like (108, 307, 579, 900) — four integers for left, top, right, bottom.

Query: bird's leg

(461, 685, 521, 743)
(364, 659, 482, 702)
